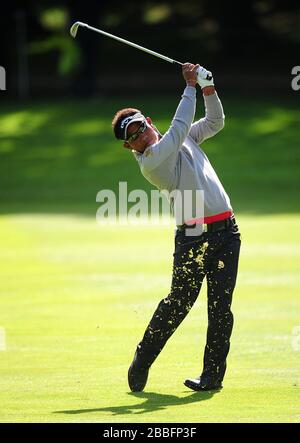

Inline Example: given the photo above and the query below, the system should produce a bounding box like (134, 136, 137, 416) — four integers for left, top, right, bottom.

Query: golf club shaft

(75, 22, 183, 66)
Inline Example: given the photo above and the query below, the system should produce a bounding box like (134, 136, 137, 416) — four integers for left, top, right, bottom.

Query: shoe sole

(184, 379, 223, 391)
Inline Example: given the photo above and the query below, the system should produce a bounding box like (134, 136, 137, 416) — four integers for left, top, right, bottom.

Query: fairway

(0, 214, 299, 423)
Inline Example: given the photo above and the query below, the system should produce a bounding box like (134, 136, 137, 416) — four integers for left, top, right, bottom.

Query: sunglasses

(126, 120, 147, 144)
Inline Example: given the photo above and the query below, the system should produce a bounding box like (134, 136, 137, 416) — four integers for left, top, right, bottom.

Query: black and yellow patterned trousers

(135, 219, 241, 382)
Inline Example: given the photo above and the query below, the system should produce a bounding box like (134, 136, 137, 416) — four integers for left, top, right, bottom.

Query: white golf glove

(197, 66, 214, 89)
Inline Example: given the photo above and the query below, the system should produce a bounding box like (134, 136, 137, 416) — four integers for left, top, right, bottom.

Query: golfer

(112, 63, 241, 391)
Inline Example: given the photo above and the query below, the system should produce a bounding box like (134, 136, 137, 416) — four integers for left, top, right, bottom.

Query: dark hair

(112, 107, 141, 140)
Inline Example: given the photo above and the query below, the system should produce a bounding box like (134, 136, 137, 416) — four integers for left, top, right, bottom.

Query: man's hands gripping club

(182, 63, 215, 94)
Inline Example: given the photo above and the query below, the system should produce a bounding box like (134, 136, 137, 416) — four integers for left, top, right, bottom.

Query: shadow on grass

(53, 389, 221, 417)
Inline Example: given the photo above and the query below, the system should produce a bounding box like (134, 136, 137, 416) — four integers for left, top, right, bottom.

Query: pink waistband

(185, 211, 233, 226)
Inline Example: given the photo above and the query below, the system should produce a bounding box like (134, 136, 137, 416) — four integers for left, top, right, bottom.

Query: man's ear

(146, 116, 152, 125)
(123, 141, 131, 150)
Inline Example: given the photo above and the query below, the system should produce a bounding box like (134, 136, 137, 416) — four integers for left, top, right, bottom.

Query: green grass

(0, 215, 299, 422)
(0, 95, 299, 422)
(0, 94, 299, 215)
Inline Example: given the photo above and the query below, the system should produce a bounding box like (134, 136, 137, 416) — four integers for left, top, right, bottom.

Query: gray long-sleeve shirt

(133, 86, 233, 223)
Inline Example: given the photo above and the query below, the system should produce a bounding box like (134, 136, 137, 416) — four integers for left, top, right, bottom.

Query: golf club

(70, 21, 212, 81)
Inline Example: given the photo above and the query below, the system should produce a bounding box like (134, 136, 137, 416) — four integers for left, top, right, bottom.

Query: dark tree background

(1, 0, 299, 98)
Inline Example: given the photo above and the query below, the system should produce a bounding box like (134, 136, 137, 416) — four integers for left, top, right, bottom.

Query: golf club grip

(175, 62, 213, 81)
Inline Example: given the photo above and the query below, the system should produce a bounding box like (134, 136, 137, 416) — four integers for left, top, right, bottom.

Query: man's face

(125, 117, 159, 153)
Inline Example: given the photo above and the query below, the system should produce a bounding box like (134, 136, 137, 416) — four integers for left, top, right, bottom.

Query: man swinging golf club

(112, 63, 241, 392)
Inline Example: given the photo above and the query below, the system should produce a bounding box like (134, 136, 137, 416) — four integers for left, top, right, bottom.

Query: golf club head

(70, 21, 85, 38)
